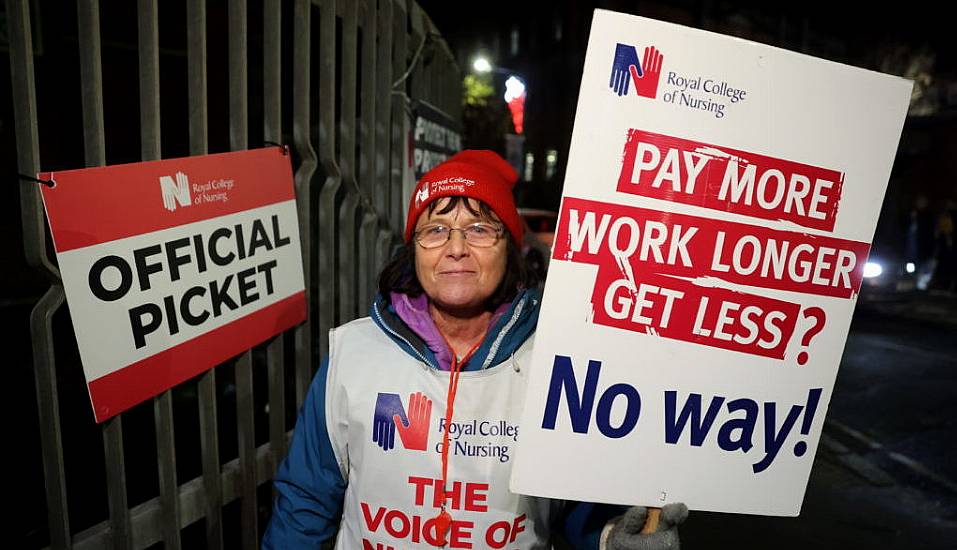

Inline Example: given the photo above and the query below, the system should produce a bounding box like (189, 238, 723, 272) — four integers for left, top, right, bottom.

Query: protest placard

(40, 147, 306, 422)
(510, 10, 912, 515)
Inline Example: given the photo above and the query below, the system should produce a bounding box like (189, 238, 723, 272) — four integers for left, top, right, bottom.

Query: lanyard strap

(434, 338, 482, 546)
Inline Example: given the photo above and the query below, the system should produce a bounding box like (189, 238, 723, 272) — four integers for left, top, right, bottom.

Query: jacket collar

(370, 288, 540, 371)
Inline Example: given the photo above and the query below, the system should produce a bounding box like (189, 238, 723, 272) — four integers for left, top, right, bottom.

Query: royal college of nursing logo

(159, 171, 192, 212)
(609, 42, 664, 99)
(414, 185, 430, 208)
(373, 392, 433, 452)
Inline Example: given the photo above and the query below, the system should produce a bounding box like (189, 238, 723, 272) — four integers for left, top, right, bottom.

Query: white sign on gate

(41, 147, 306, 423)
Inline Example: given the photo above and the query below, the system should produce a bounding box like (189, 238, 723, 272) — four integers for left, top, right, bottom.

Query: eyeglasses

(414, 222, 504, 249)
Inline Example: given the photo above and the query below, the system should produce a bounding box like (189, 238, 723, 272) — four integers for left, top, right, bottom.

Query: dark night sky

(420, 0, 954, 66)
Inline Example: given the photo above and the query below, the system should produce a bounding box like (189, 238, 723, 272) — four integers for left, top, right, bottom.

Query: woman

(263, 150, 687, 549)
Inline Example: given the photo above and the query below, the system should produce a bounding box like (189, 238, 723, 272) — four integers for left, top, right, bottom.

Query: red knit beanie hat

(405, 150, 523, 247)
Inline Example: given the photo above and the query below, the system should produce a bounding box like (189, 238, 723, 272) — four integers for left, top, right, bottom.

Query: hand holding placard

(606, 504, 688, 550)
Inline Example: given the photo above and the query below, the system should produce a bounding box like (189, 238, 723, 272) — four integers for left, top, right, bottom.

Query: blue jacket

(262, 289, 620, 548)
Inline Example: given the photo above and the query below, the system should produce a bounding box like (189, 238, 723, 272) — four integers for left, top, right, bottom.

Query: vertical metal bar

(187, 1, 209, 156)
(317, 0, 341, 358)
(8, 1, 71, 547)
(358, 0, 375, 201)
(263, 0, 287, 468)
(137, 1, 183, 547)
(8, 0, 55, 280)
(30, 290, 68, 549)
(357, 0, 379, 313)
(338, 0, 359, 322)
(409, 5, 427, 107)
(153, 397, 181, 550)
(229, 0, 249, 152)
(374, 0, 393, 225)
(102, 420, 130, 550)
(263, 0, 281, 145)
(428, 17, 438, 106)
(78, 2, 131, 549)
(374, 0, 397, 281)
(359, 211, 379, 310)
(187, 3, 223, 546)
(376, 230, 396, 286)
(235, 351, 257, 549)
(78, 0, 106, 167)
(408, 4, 422, 104)
(423, 15, 433, 104)
(357, 0, 369, 217)
(292, 0, 316, 406)
(391, 0, 408, 235)
(197, 373, 223, 550)
(138, 0, 161, 160)
(228, 1, 258, 546)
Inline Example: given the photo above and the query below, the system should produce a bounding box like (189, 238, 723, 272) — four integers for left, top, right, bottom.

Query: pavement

(680, 424, 957, 549)
(858, 288, 957, 329)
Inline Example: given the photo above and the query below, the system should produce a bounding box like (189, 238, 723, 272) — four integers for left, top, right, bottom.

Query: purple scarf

(390, 292, 510, 370)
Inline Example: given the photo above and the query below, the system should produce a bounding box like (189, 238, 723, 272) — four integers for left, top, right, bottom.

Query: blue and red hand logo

(373, 392, 432, 452)
(610, 43, 663, 99)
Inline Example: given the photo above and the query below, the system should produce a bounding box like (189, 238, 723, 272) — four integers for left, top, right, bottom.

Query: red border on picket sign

(40, 147, 295, 253)
(87, 290, 306, 423)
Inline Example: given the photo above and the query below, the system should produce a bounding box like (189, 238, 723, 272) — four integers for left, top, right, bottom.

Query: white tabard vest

(326, 318, 558, 549)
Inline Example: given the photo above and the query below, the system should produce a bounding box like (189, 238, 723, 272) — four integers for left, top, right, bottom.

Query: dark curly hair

(378, 197, 536, 309)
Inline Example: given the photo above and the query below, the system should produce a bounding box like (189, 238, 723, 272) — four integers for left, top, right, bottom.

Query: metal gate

(9, 0, 461, 547)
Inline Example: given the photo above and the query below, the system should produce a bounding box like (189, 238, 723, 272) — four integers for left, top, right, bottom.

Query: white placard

(510, 10, 911, 516)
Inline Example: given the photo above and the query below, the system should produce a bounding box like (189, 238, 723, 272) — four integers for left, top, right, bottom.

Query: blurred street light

(503, 75, 526, 134)
(467, 55, 528, 174)
(472, 56, 492, 73)
(503, 75, 526, 102)
(864, 261, 883, 278)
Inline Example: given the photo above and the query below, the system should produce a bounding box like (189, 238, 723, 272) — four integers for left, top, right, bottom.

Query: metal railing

(10, 0, 461, 548)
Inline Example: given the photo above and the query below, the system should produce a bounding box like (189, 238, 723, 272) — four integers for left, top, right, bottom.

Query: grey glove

(605, 503, 689, 550)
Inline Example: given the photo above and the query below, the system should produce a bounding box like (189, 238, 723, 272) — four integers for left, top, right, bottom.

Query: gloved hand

(604, 503, 689, 550)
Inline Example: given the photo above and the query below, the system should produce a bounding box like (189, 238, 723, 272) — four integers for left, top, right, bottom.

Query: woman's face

(413, 198, 508, 316)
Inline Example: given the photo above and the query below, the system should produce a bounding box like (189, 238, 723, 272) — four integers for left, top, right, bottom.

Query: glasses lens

(464, 223, 500, 247)
(416, 225, 449, 248)
(415, 223, 502, 248)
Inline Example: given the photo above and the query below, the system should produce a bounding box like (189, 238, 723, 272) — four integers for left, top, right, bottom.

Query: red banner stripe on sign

(87, 290, 305, 423)
(40, 148, 295, 253)
(590, 267, 801, 359)
(616, 129, 844, 232)
(553, 196, 870, 298)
